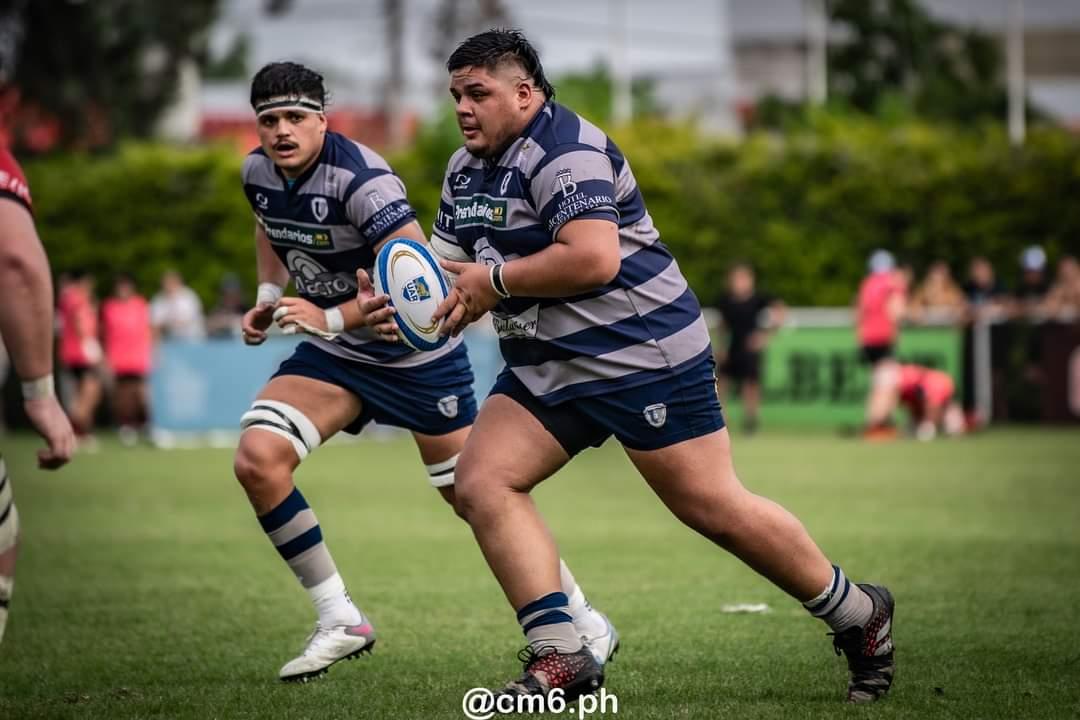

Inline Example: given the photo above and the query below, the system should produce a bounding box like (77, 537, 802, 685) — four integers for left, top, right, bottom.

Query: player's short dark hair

(249, 61, 328, 109)
(447, 29, 555, 99)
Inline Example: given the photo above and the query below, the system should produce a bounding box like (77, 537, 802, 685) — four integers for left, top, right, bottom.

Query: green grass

(1, 428, 1079, 719)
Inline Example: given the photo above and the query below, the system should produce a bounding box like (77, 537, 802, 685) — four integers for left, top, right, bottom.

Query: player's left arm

(435, 146, 621, 336)
(435, 219, 619, 337)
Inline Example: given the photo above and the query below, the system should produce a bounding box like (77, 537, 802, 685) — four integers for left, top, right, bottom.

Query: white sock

(560, 560, 607, 639)
(803, 565, 873, 633)
(308, 573, 363, 627)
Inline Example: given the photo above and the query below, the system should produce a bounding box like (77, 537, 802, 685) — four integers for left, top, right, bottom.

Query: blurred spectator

(856, 249, 906, 438)
(962, 256, 1010, 318)
(1042, 255, 1080, 319)
(1016, 245, 1051, 316)
(57, 269, 103, 440)
(714, 263, 785, 434)
(150, 269, 205, 341)
(101, 273, 151, 445)
(205, 273, 250, 339)
(907, 261, 966, 324)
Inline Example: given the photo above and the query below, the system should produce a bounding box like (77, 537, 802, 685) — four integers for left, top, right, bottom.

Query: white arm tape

(324, 307, 345, 334)
(257, 282, 284, 307)
(21, 375, 55, 400)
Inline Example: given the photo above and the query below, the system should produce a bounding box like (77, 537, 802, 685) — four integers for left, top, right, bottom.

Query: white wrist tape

(21, 374, 55, 400)
(324, 307, 345, 334)
(256, 282, 284, 307)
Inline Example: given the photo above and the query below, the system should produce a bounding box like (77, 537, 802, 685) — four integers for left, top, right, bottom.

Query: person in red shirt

(856, 250, 907, 438)
(896, 364, 965, 440)
(58, 269, 103, 439)
(102, 273, 152, 444)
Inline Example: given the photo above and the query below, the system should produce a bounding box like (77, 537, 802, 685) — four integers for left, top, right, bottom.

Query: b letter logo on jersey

(311, 196, 329, 222)
(553, 169, 577, 198)
(403, 276, 432, 303)
(643, 403, 668, 428)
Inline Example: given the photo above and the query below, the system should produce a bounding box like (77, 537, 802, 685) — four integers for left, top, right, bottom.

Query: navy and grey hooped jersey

(242, 131, 460, 367)
(432, 102, 712, 404)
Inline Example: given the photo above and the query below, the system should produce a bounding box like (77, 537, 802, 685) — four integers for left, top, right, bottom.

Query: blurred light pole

(804, 0, 828, 106)
(384, 0, 407, 151)
(713, 0, 740, 135)
(609, 0, 632, 126)
(1007, 0, 1025, 147)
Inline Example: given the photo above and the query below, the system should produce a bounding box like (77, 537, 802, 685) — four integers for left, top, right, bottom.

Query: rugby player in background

(715, 263, 786, 434)
(234, 62, 616, 682)
(431, 30, 896, 704)
(0, 24, 77, 644)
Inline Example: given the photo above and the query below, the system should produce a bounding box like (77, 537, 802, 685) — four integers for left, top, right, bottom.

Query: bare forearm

(0, 206, 55, 379)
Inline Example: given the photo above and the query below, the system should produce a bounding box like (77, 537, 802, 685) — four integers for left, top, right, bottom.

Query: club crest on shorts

(438, 395, 459, 418)
(643, 402, 668, 428)
(403, 276, 432, 302)
(310, 196, 329, 222)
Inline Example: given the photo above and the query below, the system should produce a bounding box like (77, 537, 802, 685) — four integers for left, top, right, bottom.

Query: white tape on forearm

(256, 282, 284, 307)
(21, 375, 55, 400)
(324, 307, 344, 334)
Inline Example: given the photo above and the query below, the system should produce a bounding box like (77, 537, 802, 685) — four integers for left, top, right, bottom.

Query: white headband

(255, 94, 324, 118)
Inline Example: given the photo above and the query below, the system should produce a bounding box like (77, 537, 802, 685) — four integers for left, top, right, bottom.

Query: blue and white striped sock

(803, 565, 873, 633)
(259, 487, 362, 627)
(517, 591, 582, 654)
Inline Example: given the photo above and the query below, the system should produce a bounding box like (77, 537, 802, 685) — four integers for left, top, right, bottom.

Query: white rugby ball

(374, 238, 451, 351)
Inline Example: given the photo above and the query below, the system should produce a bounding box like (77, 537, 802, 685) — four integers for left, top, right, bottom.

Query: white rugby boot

(579, 610, 620, 667)
(279, 620, 376, 682)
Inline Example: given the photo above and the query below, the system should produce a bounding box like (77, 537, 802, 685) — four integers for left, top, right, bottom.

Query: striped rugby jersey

(432, 102, 712, 404)
(242, 131, 461, 367)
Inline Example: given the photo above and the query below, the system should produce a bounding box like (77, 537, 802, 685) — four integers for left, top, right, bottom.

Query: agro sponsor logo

(491, 305, 539, 339)
(403, 276, 432, 303)
(455, 195, 507, 228)
(546, 194, 615, 232)
(264, 220, 333, 249)
(286, 250, 357, 299)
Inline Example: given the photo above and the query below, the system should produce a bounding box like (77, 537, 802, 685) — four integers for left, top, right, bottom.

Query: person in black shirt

(715, 263, 785, 433)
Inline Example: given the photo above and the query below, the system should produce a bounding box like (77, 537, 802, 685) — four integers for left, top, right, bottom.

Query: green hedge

(24, 117, 1080, 307)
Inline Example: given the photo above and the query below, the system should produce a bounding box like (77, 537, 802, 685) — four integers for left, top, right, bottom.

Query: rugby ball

(374, 238, 451, 351)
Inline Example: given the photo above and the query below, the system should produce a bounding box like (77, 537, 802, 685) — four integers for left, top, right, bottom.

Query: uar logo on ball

(374, 238, 451, 351)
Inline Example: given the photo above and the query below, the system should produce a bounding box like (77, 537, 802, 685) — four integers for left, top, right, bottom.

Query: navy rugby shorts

(490, 354, 726, 455)
(273, 341, 477, 436)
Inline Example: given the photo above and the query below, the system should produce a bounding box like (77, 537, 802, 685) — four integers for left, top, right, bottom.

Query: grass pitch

(1, 428, 1078, 719)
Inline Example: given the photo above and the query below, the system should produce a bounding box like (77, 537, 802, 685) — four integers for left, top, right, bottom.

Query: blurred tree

(13, 0, 220, 148)
(203, 32, 250, 81)
(751, 0, 1025, 131)
(828, 0, 1009, 122)
(554, 64, 658, 127)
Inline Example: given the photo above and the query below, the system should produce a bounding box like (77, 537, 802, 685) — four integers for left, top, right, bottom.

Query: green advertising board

(720, 326, 962, 427)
